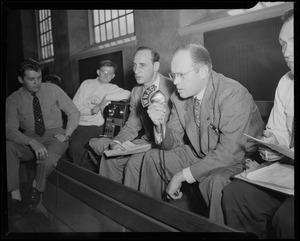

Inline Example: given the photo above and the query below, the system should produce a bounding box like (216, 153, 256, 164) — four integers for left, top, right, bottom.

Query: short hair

(98, 60, 117, 71)
(173, 43, 213, 69)
(44, 74, 62, 86)
(135, 46, 160, 63)
(18, 58, 41, 78)
(281, 8, 293, 24)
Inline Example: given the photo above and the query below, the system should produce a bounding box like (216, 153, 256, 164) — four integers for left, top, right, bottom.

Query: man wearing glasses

(70, 60, 130, 171)
(140, 43, 264, 225)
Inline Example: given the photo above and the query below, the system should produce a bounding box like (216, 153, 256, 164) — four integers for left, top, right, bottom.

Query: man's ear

(154, 61, 160, 72)
(96, 69, 100, 76)
(18, 76, 23, 85)
(199, 65, 209, 78)
(111, 74, 115, 79)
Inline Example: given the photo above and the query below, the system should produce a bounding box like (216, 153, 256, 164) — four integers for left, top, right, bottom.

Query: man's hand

(166, 171, 184, 200)
(259, 130, 284, 161)
(99, 95, 110, 114)
(29, 139, 48, 161)
(109, 141, 126, 151)
(147, 102, 166, 126)
(54, 133, 69, 142)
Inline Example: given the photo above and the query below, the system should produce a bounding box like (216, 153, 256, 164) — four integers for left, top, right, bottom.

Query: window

(92, 10, 135, 45)
(36, 10, 54, 60)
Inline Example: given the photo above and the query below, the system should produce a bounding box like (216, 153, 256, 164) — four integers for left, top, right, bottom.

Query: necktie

(290, 119, 294, 148)
(32, 93, 46, 136)
(193, 97, 201, 128)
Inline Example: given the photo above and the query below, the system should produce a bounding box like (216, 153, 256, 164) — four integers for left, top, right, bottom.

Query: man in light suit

(89, 46, 175, 189)
(141, 43, 264, 225)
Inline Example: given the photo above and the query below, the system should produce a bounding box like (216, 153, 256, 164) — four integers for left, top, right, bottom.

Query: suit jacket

(163, 71, 264, 182)
(114, 73, 175, 144)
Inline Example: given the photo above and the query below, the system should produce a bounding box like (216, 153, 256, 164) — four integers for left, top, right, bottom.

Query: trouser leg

(123, 152, 146, 190)
(199, 163, 244, 225)
(222, 179, 284, 238)
(6, 141, 36, 193)
(69, 125, 103, 165)
(35, 137, 68, 192)
(272, 196, 294, 239)
(99, 155, 129, 183)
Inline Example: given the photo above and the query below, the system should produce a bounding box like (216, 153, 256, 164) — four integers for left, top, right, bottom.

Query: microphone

(150, 90, 166, 139)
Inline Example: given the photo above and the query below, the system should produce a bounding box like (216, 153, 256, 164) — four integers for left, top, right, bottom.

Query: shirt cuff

(182, 167, 196, 184)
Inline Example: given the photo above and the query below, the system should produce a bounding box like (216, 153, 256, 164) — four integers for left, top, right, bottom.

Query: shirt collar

(144, 73, 160, 90)
(194, 87, 206, 101)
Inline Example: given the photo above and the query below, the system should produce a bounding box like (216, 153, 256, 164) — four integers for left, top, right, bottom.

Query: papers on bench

(235, 162, 294, 196)
(104, 141, 151, 157)
(243, 133, 294, 160)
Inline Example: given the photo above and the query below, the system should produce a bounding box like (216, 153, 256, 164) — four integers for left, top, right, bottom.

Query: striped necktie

(193, 97, 201, 128)
(32, 93, 46, 136)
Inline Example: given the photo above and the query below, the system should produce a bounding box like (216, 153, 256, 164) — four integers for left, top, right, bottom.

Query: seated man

(6, 58, 80, 217)
(89, 46, 175, 189)
(70, 60, 130, 171)
(222, 8, 294, 239)
(141, 43, 264, 225)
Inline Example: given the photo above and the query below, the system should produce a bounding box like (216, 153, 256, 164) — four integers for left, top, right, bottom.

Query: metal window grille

(37, 10, 54, 60)
(93, 10, 135, 44)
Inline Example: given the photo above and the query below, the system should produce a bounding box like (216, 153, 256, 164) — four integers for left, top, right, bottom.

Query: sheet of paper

(234, 162, 294, 196)
(246, 162, 294, 189)
(243, 133, 294, 160)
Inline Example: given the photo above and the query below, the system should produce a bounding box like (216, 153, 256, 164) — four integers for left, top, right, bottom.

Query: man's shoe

(27, 188, 41, 208)
(8, 199, 27, 218)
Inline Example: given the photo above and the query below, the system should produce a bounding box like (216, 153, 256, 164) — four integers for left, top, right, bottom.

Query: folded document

(235, 162, 294, 196)
(104, 141, 151, 157)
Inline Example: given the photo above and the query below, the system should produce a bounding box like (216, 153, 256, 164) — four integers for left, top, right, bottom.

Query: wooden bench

(41, 159, 257, 237)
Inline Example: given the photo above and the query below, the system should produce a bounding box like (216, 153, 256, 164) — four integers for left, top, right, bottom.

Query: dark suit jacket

(163, 71, 264, 182)
(114, 73, 175, 144)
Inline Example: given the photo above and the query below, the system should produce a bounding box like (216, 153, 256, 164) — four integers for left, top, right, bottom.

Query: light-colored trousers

(139, 145, 244, 225)
(6, 129, 68, 193)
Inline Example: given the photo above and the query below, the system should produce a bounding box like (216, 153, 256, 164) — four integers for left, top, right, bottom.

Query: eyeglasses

(168, 67, 201, 81)
(101, 70, 114, 76)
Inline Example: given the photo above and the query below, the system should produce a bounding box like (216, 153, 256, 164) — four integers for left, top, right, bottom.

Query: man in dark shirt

(6, 58, 80, 217)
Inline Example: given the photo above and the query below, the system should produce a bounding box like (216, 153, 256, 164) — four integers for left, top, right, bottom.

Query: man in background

(70, 60, 130, 171)
(222, 8, 294, 239)
(6, 58, 80, 217)
(89, 46, 175, 189)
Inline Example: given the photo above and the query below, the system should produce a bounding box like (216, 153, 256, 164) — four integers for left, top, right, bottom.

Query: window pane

(100, 10, 105, 23)
(100, 24, 106, 42)
(49, 18, 52, 30)
(127, 13, 134, 34)
(95, 26, 100, 43)
(93, 10, 99, 25)
(51, 44, 54, 56)
(105, 10, 111, 21)
(106, 22, 112, 40)
(112, 10, 118, 19)
(119, 16, 126, 36)
(126, 10, 133, 13)
(112, 19, 119, 38)
(118, 10, 125, 15)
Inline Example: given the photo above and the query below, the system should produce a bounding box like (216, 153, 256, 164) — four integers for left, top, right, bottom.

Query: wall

(16, 10, 189, 97)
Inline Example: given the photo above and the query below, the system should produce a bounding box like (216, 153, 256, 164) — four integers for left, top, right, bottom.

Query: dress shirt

(6, 83, 80, 145)
(265, 72, 294, 150)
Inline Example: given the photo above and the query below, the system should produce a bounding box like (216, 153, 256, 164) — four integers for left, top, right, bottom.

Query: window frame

(88, 9, 136, 48)
(35, 9, 54, 62)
